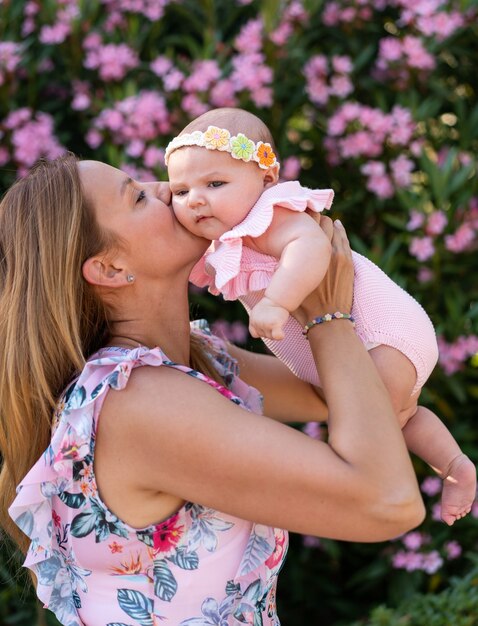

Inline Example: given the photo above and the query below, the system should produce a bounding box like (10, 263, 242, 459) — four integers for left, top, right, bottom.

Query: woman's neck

(107, 281, 192, 365)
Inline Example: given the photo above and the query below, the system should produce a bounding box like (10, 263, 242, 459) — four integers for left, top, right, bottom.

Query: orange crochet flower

(256, 142, 276, 168)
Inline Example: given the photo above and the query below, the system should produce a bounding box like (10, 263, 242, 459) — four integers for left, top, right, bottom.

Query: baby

(165, 107, 476, 526)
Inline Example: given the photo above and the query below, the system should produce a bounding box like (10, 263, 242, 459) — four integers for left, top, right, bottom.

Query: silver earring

(126, 274, 135, 283)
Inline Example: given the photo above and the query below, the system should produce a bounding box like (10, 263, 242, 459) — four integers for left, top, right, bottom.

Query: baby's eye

(136, 190, 146, 203)
(173, 189, 188, 196)
(209, 181, 225, 188)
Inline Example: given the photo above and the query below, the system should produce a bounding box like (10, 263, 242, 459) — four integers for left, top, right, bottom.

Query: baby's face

(168, 147, 266, 240)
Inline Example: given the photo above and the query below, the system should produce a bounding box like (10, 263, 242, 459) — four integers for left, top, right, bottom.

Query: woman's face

(78, 161, 210, 280)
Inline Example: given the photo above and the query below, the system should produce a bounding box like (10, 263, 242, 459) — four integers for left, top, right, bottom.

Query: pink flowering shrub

(0, 0, 477, 624)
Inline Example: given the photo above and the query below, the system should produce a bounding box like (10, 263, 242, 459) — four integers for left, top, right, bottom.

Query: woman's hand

(293, 216, 354, 328)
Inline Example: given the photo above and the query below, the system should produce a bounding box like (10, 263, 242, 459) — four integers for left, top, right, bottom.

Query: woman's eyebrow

(120, 177, 134, 197)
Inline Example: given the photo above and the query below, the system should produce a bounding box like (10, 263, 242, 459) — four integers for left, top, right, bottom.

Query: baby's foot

(440, 454, 476, 526)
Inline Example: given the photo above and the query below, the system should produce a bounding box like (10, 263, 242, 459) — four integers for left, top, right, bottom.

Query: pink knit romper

(190, 182, 439, 394)
(9, 321, 288, 626)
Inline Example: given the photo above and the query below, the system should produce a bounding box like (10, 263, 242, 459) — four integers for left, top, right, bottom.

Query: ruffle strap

(8, 347, 166, 593)
(194, 181, 334, 294)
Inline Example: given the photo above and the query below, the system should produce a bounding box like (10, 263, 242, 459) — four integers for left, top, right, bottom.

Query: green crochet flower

(230, 134, 255, 161)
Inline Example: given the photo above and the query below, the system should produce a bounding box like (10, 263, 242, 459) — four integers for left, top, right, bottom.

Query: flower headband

(164, 125, 280, 170)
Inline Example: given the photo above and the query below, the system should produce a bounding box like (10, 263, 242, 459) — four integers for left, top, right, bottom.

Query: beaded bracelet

(302, 311, 355, 338)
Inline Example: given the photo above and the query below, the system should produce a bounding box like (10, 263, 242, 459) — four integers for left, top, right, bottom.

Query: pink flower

(409, 236, 435, 261)
(84, 43, 139, 81)
(281, 156, 301, 181)
(445, 540, 462, 560)
(402, 531, 428, 550)
(379, 37, 402, 62)
(421, 476, 441, 496)
(417, 267, 434, 283)
(270, 22, 293, 46)
(39, 22, 71, 45)
(331, 55, 353, 74)
(85, 129, 103, 149)
(0, 42, 22, 85)
(390, 155, 414, 187)
(235, 17, 263, 53)
(265, 528, 287, 568)
(52, 510, 61, 528)
(445, 223, 475, 253)
(0, 147, 9, 166)
(153, 513, 185, 556)
(421, 550, 443, 574)
(143, 146, 164, 169)
(302, 422, 323, 440)
(163, 69, 185, 91)
(329, 75, 353, 98)
(210, 79, 238, 108)
(406, 210, 425, 231)
(426, 211, 448, 236)
(181, 94, 209, 118)
(182, 60, 221, 93)
(151, 56, 173, 77)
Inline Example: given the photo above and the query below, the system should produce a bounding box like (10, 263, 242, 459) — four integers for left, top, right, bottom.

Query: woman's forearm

(307, 321, 425, 524)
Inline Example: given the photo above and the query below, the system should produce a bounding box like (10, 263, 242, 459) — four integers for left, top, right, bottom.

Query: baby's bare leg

(369, 345, 476, 526)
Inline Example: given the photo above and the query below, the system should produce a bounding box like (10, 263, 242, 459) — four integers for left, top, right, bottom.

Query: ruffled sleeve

(8, 346, 168, 615)
(192, 181, 334, 297)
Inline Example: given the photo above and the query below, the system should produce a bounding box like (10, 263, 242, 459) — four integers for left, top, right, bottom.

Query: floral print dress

(9, 321, 288, 626)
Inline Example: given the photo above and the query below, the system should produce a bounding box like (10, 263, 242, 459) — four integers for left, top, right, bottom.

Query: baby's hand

(249, 297, 289, 340)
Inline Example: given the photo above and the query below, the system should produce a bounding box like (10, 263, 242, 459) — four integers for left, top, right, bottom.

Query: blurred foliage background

(0, 0, 477, 624)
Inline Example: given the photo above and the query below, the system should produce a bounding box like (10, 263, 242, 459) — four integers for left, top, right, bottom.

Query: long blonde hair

(0, 154, 218, 554)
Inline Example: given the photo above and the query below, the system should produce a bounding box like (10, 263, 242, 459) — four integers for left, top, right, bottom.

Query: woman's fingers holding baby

(293, 219, 354, 327)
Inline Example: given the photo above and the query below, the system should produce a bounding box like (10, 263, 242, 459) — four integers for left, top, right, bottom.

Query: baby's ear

(263, 163, 280, 188)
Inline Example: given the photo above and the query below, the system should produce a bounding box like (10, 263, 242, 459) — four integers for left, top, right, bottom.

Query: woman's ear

(82, 256, 127, 288)
(263, 163, 280, 189)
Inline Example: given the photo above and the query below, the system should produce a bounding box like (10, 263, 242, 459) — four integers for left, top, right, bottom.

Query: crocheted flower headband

(164, 125, 280, 170)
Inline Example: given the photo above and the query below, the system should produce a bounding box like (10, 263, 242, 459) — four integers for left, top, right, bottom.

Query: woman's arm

(227, 343, 328, 423)
(96, 220, 424, 542)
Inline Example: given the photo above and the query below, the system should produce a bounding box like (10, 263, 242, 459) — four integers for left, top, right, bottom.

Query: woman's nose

(154, 181, 171, 206)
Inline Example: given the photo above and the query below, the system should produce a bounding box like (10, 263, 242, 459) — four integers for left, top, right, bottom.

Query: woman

(0, 154, 424, 626)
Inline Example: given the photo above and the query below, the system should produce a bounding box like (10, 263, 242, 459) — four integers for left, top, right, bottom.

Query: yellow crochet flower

(203, 126, 231, 150)
(256, 142, 276, 168)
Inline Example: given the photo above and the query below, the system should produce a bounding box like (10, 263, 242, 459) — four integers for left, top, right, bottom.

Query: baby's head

(166, 108, 280, 241)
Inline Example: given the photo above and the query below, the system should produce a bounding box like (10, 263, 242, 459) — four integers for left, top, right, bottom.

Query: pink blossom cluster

(84, 37, 139, 81)
(392, 549, 443, 573)
(396, 0, 465, 41)
(437, 334, 478, 375)
(269, 1, 309, 46)
(407, 197, 477, 264)
(0, 108, 65, 176)
(322, 0, 387, 27)
(89, 91, 171, 159)
(39, 0, 80, 45)
(325, 103, 417, 198)
(0, 42, 22, 86)
(232, 19, 273, 107)
(101, 0, 174, 22)
(374, 35, 435, 88)
(303, 54, 353, 107)
(22, 1, 40, 37)
(211, 320, 248, 344)
(407, 209, 448, 262)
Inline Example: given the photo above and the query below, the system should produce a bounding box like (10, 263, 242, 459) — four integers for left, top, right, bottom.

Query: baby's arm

(249, 207, 332, 339)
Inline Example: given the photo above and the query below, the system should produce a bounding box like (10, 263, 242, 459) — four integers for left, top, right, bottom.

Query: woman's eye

(209, 181, 224, 188)
(136, 190, 146, 203)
